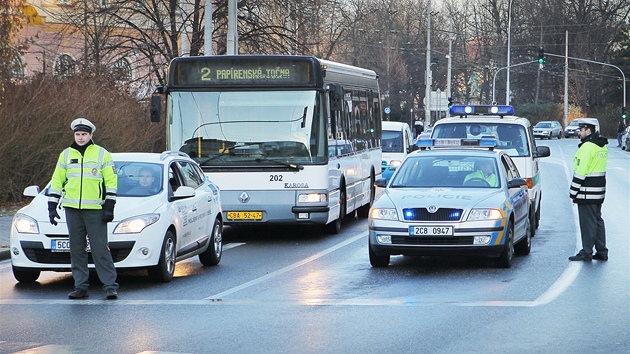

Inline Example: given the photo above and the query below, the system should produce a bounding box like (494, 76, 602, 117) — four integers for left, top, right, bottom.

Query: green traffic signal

(537, 47, 545, 64)
(622, 107, 627, 119)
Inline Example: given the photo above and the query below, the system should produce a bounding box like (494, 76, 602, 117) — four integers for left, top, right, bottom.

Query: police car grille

(392, 236, 474, 245)
(402, 208, 463, 221)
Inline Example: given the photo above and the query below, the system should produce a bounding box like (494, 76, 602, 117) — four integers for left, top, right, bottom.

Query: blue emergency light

(449, 105, 514, 116)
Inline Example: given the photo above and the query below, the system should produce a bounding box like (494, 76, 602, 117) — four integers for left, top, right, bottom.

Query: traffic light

(447, 97, 454, 108)
(537, 47, 545, 64)
(622, 107, 627, 120)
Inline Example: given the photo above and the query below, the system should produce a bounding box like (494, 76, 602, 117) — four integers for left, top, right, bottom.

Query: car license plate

(409, 226, 453, 236)
(51, 239, 90, 252)
(227, 211, 263, 220)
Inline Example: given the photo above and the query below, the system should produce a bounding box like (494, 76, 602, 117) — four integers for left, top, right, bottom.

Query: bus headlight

(370, 208, 398, 220)
(298, 193, 327, 203)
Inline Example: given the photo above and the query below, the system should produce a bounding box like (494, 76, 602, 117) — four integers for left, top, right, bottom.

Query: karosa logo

(284, 183, 309, 188)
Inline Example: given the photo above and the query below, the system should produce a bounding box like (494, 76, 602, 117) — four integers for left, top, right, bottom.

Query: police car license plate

(409, 226, 453, 236)
(226, 211, 263, 220)
(51, 239, 90, 252)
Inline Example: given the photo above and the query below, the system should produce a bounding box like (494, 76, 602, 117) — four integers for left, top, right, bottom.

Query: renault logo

(427, 205, 438, 213)
(239, 192, 250, 203)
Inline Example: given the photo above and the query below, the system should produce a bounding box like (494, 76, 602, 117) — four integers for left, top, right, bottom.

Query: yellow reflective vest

(570, 135, 608, 204)
(48, 142, 117, 209)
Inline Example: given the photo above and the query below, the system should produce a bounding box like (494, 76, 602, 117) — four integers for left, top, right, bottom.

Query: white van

(565, 117, 600, 138)
(431, 105, 551, 236)
(381, 121, 414, 181)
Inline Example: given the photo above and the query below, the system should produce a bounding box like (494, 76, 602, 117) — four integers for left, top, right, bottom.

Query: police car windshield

(431, 123, 530, 157)
(389, 156, 500, 188)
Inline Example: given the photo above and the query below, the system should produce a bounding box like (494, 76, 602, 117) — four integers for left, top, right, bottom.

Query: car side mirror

(23, 185, 40, 197)
(375, 178, 388, 188)
(507, 178, 527, 189)
(171, 186, 195, 200)
(534, 146, 550, 158)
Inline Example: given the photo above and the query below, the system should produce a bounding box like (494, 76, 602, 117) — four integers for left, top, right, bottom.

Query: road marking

(204, 233, 366, 300)
(223, 242, 245, 250)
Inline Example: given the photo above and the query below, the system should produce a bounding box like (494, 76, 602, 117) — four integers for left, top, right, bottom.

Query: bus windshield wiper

(197, 142, 262, 166)
(255, 157, 304, 171)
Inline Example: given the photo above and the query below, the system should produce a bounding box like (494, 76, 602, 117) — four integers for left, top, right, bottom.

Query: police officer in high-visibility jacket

(568, 119, 608, 261)
(48, 118, 119, 299)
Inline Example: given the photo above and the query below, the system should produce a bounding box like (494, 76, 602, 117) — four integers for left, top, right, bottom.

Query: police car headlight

(13, 213, 39, 234)
(370, 208, 398, 220)
(114, 214, 160, 234)
(467, 208, 502, 221)
(298, 193, 327, 203)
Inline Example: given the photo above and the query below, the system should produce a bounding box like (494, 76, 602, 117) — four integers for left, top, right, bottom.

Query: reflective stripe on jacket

(570, 141, 607, 204)
(48, 144, 117, 209)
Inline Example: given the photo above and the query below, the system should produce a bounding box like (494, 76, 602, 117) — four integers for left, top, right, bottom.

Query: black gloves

(102, 199, 115, 223)
(48, 201, 60, 226)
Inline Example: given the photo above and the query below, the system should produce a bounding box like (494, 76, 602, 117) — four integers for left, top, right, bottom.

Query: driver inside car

(463, 159, 498, 187)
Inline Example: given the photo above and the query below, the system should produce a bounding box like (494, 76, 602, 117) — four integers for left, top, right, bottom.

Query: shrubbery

(0, 74, 164, 203)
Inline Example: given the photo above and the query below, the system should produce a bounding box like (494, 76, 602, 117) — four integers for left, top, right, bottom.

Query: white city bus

(150, 55, 382, 233)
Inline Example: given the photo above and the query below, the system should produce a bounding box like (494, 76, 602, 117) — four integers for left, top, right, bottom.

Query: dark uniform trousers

(577, 203, 608, 256)
(65, 208, 118, 291)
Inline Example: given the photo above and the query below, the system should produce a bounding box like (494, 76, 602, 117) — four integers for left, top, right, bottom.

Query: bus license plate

(409, 226, 453, 236)
(227, 211, 263, 221)
(51, 239, 91, 252)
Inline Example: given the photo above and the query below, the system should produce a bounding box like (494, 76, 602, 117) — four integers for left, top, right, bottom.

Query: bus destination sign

(170, 57, 317, 87)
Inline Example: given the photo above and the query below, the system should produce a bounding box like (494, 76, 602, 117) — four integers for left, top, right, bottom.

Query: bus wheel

(357, 171, 375, 218)
(327, 188, 345, 234)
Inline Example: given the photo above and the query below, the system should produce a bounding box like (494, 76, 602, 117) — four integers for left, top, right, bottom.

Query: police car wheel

(12, 265, 40, 283)
(515, 217, 532, 256)
(496, 222, 514, 268)
(148, 230, 176, 282)
(369, 246, 390, 267)
(199, 219, 223, 266)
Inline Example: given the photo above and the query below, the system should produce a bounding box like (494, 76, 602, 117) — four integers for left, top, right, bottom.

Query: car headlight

(13, 213, 39, 234)
(467, 208, 503, 221)
(389, 160, 402, 167)
(370, 208, 398, 220)
(113, 214, 160, 234)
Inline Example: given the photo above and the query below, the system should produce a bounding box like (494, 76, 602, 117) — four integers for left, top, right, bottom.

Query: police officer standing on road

(569, 120, 608, 261)
(47, 118, 119, 299)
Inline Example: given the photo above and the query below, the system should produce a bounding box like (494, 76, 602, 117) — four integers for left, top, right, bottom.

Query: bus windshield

(169, 90, 327, 165)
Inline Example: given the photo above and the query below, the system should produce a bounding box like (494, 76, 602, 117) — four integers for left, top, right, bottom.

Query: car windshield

(114, 162, 164, 197)
(536, 122, 551, 128)
(390, 155, 500, 188)
(568, 120, 579, 126)
(431, 123, 530, 157)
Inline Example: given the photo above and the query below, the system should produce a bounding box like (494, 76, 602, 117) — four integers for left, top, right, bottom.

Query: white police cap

(71, 118, 96, 133)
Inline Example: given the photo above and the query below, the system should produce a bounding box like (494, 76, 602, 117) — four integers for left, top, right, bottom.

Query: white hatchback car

(10, 151, 223, 283)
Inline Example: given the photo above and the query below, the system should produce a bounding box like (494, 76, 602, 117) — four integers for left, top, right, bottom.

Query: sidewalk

(0, 206, 20, 261)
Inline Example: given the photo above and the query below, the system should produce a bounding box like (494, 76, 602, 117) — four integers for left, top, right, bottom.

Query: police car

(368, 138, 531, 268)
(430, 105, 550, 236)
(10, 151, 223, 283)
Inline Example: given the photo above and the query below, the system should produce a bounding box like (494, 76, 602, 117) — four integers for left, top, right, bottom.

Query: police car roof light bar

(415, 137, 497, 149)
(449, 105, 514, 117)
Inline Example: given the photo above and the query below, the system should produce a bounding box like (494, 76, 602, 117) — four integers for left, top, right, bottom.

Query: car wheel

(529, 205, 537, 237)
(515, 217, 532, 255)
(12, 265, 40, 283)
(327, 186, 345, 234)
(199, 218, 222, 266)
(496, 222, 514, 268)
(369, 245, 390, 267)
(148, 230, 176, 282)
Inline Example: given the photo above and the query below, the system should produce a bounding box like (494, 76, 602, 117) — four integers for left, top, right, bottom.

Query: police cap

(576, 119, 595, 131)
(71, 118, 96, 133)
